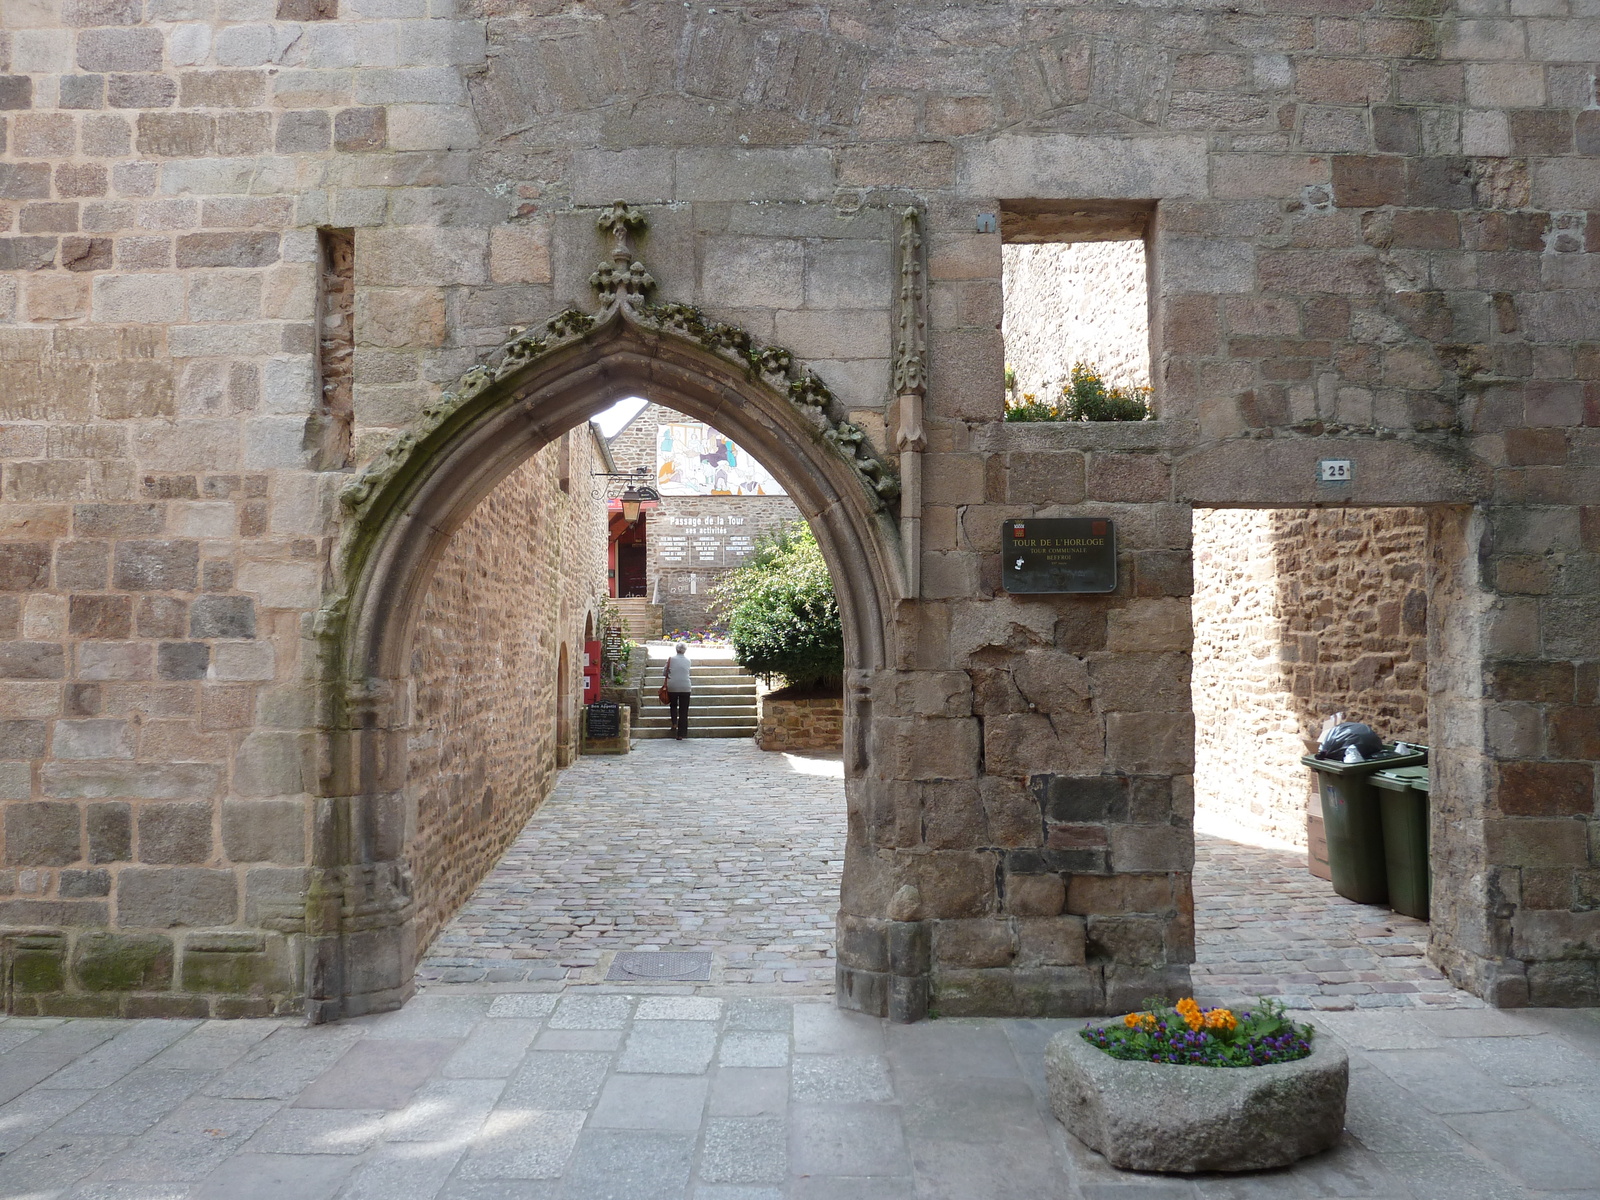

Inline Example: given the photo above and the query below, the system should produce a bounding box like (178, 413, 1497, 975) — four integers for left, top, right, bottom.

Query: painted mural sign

(656, 421, 786, 496)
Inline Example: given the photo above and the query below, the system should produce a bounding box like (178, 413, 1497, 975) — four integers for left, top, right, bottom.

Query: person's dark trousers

(668, 692, 690, 739)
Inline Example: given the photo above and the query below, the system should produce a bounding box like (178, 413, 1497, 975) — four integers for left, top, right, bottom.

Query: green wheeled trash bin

(1371, 765, 1431, 920)
(1301, 746, 1428, 906)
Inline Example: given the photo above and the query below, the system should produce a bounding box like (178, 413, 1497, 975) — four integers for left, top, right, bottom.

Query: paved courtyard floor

(4, 996, 1600, 1199)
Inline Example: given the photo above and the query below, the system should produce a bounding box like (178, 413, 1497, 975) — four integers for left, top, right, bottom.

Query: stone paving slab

(4, 1002, 1600, 1198)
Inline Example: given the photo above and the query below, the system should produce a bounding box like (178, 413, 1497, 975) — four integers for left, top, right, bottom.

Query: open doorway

(609, 510, 649, 598)
(1189, 505, 1470, 1012)
(321, 299, 902, 1017)
(371, 374, 863, 1005)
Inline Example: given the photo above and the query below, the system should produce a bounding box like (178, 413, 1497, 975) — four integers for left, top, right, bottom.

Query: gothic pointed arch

(305, 202, 907, 1021)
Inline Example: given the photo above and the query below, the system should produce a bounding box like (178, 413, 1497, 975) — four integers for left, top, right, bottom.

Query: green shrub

(712, 522, 843, 692)
(1005, 361, 1152, 423)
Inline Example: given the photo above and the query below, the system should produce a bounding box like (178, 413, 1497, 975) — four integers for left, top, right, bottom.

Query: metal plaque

(1002, 518, 1117, 594)
(585, 700, 622, 739)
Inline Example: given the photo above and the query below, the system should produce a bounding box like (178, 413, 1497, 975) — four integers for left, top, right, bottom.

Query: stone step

(638, 709, 757, 721)
(643, 682, 755, 691)
(612, 601, 664, 639)
(636, 713, 756, 728)
(642, 685, 757, 696)
(637, 704, 756, 714)
(639, 697, 757, 709)
(639, 682, 757, 693)
(635, 724, 759, 739)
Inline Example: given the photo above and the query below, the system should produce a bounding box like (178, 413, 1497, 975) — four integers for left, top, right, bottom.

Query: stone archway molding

(305, 201, 908, 1021)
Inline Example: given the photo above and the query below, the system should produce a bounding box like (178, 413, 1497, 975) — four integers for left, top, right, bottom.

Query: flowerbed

(1082, 997, 1313, 1068)
(1047, 997, 1346, 1172)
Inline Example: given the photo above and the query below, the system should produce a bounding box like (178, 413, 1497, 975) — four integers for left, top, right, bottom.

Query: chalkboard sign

(586, 701, 622, 739)
(1002, 518, 1117, 594)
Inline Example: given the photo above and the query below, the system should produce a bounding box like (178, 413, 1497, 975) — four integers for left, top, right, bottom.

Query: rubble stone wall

(757, 695, 845, 753)
(1193, 507, 1431, 850)
(405, 431, 608, 960)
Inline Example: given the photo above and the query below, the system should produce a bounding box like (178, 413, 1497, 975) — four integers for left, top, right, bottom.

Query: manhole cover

(606, 951, 713, 982)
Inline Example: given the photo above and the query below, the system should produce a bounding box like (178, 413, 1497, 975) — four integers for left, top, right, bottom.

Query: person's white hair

(675, 643, 687, 653)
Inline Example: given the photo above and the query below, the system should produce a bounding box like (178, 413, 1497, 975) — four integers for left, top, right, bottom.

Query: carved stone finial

(892, 206, 928, 398)
(591, 259, 656, 305)
(593, 201, 654, 307)
(597, 200, 647, 259)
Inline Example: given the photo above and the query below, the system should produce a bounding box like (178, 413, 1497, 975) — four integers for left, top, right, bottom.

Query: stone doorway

(610, 511, 649, 598)
(1188, 505, 1481, 1012)
(311, 299, 902, 1022)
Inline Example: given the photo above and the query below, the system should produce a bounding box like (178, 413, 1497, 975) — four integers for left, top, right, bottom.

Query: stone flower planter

(1045, 1024, 1348, 1173)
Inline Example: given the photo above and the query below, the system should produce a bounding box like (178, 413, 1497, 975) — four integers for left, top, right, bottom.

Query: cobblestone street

(1192, 834, 1477, 1012)
(418, 741, 1476, 1011)
(417, 741, 844, 993)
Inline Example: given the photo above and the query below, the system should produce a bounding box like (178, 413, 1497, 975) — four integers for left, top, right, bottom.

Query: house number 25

(1319, 459, 1352, 483)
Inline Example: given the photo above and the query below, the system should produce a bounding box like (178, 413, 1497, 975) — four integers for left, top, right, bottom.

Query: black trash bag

(1316, 721, 1383, 761)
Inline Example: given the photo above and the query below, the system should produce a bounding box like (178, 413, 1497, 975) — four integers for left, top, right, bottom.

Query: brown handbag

(658, 684, 670, 704)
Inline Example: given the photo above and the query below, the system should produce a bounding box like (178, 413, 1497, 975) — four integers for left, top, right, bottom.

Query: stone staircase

(634, 659, 760, 739)
(612, 598, 663, 641)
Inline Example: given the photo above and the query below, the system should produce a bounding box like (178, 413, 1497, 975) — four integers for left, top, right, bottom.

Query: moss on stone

(181, 948, 271, 995)
(73, 932, 174, 992)
(11, 945, 66, 994)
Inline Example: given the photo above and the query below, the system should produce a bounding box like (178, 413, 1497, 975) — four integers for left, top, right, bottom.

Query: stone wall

(1193, 507, 1430, 850)
(0, 0, 1594, 1018)
(1002, 241, 1151, 397)
(757, 695, 845, 753)
(406, 431, 607, 959)
(606, 404, 802, 631)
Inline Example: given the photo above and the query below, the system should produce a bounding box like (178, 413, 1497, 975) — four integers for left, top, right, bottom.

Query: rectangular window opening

(1000, 200, 1155, 422)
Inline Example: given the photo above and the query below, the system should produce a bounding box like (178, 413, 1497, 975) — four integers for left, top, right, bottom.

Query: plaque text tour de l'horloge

(1002, 518, 1118, 594)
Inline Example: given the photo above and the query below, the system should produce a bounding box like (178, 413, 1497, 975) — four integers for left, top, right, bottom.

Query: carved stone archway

(306, 204, 910, 1021)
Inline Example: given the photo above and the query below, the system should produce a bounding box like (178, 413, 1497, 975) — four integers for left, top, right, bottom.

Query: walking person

(663, 642, 692, 740)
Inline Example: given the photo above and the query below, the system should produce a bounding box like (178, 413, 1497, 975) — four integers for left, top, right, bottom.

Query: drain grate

(606, 951, 713, 982)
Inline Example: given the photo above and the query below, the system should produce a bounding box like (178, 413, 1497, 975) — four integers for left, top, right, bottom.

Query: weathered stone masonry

(1, 0, 1597, 1019)
(406, 428, 607, 963)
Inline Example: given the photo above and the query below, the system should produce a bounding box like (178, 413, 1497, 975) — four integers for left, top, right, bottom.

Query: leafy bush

(1080, 996, 1314, 1068)
(1005, 362, 1152, 423)
(712, 522, 843, 692)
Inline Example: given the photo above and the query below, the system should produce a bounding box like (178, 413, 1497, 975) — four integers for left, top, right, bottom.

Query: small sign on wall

(1002, 518, 1117, 594)
(1318, 459, 1353, 484)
